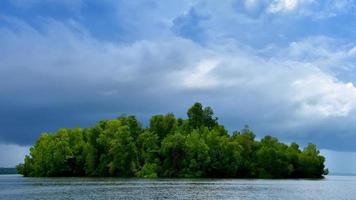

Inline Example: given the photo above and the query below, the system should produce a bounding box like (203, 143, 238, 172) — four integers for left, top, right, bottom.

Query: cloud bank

(1, 0, 356, 155)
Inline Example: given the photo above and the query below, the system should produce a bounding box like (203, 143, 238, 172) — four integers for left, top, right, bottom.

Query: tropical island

(17, 103, 328, 178)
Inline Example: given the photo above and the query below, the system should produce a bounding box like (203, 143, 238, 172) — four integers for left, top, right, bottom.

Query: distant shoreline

(0, 168, 18, 175)
(328, 173, 356, 176)
(3, 174, 356, 179)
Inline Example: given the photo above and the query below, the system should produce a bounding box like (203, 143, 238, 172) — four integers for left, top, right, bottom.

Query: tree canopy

(17, 103, 328, 178)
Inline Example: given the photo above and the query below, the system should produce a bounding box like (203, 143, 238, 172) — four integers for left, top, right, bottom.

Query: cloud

(2, 16, 356, 151)
(268, 0, 300, 13)
(170, 0, 356, 48)
(2, 0, 356, 154)
(235, 0, 353, 17)
(234, 0, 314, 16)
(168, 39, 356, 121)
(176, 59, 221, 89)
(292, 74, 356, 118)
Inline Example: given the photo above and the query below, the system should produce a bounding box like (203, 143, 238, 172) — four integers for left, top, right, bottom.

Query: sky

(1, 0, 356, 173)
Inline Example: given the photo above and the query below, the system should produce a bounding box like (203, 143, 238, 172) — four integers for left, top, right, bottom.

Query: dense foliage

(17, 103, 328, 178)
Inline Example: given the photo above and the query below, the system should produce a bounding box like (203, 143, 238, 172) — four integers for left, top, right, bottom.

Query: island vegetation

(17, 103, 328, 178)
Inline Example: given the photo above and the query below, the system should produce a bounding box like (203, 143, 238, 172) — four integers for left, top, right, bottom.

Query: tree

(298, 143, 327, 178)
(231, 129, 257, 177)
(160, 132, 186, 177)
(187, 102, 218, 129)
(288, 142, 302, 178)
(181, 129, 210, 177)
(117, 115, 142, 139)
(149, 113, 177, 140)
(108, 125, 138, 177)
(255, 136, 293, 178)
(137, 130, 160, 177)
(205, 128, 242, 177)
(83, 123, 106, 176)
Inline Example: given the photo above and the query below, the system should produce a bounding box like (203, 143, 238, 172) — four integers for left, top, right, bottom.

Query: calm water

(0, 175, 355, 199)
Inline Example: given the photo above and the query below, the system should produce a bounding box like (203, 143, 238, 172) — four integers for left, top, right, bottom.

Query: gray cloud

(2, 0, 356, 155)
(1, 15, 356, 152)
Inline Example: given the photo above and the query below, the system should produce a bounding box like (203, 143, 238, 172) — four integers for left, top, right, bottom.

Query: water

(0, 175, 355, 200)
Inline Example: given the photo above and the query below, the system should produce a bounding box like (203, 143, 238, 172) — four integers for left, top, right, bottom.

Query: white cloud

(234, 0, 356, 18)
(268, 0, 300, 13)
(264, 0, 356, 18)
(166, 37, 356, 123)
(280, 37, 356, 83)
(178, 59, 221, 89)
(292, 73, 356, 118)
(236, 0, 316, 14)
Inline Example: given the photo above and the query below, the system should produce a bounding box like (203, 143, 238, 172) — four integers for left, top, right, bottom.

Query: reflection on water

(0, 175, 355, 199)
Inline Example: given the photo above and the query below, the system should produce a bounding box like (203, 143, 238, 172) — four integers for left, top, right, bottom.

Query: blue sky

(1, 0, 356, 173)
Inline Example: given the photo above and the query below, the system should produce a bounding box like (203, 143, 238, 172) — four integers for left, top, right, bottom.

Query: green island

(17, 103, 328, 178)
